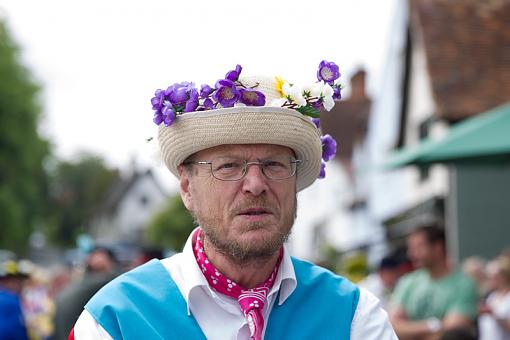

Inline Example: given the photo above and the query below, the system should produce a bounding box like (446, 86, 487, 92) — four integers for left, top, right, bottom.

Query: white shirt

(358, 273, 392, 310)
(74, 232, 397, 339)
(479, 290, 510, 340)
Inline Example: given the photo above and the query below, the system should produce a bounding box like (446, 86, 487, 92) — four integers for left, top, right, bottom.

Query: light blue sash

(85, 258, 359, 339)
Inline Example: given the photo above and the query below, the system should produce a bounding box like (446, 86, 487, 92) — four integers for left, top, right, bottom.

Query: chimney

(349, 70, 368, 102)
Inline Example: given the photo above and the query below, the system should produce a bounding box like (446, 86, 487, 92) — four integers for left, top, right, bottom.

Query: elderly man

(71, 62, 396, 339)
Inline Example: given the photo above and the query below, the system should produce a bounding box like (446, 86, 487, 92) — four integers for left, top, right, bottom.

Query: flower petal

(318, 162, 326, 179)
(270, 98, 287, 107)
(321, 134, 337, 161)
(323, 96, 335, 111)
(239, 89, 266, 106)
(317, 60, 341, 83)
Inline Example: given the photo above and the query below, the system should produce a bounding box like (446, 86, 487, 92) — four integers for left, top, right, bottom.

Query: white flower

(322, 83, 335, 111)
(281, 82, 292, 97)
(304, 82, 324, 99)
(282, 82, 307, 107)
(270, 98, 288, 107)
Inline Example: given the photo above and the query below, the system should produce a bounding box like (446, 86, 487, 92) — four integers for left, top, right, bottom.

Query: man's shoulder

(290, 257, 359, 295)
(86, 260, 170, 304)
(400, 268, 427, 283)
(393, 269, 428, 296)
(446, 269, 477, 292)
(109, 259, 168, 287)
(291, 256, 347, 280)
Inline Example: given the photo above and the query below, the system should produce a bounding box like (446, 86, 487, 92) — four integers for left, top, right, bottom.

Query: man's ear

(178, 165, 193, 210)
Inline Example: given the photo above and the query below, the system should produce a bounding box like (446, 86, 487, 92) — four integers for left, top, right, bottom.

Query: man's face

(0, 276, 25, 295)
(179, 144, 297, 264)
(406, 232, 438, 269)
(379, 268, 401, 289)
(86, 250, 114, 273)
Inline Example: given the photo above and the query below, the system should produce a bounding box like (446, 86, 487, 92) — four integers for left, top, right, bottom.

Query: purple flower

(213, 79, 240, 107)
(333, 85, 342, 100)
(312, 118, 321, 129)
(311, 98, 323, 109)
(200, 84, 213, 98)
(321, 134, 337, 161)
(184, 89, 199, 112)
(239, 89, 265, 106)
(318, 162, 326, 179)
(153, 112, 164, 125)
(203, 98, 215, 110)
(162, 105, 175, 126)
(168, 86, 188, 105)
(317, 60, 340, 84)
(151, 89, 165, 111)
(225, 64, 242, 82)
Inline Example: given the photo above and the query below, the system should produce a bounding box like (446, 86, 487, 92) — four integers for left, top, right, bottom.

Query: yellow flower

(275, 76, 286, 96)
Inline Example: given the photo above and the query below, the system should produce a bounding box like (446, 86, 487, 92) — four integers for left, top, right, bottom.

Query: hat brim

(158, 106, 322, 191)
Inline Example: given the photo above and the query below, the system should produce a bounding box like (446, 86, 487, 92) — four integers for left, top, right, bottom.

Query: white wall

(290, 161, 353, 260)
(365, 0, 448, 224)
(401, 17, 448, 208)
(365, 0, 412, 222)
(95, 173, 168, 243)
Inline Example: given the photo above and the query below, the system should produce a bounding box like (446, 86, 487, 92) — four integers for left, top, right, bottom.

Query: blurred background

(1, 0, 509, 339)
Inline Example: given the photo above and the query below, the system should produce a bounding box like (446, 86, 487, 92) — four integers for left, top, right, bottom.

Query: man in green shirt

(389, 225, 478, 340)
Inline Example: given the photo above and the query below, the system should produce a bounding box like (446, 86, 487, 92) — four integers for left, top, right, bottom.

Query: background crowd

(0, 247, 164, 340)
(1, 225, 509, 340)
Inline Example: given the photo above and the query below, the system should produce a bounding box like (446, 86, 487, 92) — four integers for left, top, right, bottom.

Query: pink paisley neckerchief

(193, 228, 283, 340)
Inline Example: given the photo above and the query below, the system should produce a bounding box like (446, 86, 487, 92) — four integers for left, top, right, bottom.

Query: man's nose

(241, 163, 269, 196)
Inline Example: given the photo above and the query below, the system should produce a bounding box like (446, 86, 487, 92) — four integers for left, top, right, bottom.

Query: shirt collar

(179, 228, 297, 314)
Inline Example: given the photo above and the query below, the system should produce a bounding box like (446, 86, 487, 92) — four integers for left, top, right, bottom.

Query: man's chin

(213, 229, 288, 264)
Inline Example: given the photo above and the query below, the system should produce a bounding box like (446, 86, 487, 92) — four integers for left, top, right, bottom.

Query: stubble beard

(192, 196, 297, 266)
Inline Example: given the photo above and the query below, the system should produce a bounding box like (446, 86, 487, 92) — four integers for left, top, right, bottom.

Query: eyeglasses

(184, 156, 302, 181)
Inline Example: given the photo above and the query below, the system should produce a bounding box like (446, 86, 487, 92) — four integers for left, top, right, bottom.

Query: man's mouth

(238, 208, 272, 216)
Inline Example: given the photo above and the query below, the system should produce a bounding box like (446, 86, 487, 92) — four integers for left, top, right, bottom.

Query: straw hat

(0, 260, 31, 278)
(154, 62, 342, 192)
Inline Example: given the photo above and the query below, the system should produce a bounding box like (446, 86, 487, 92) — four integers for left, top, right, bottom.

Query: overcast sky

(1, 0, 397, 177)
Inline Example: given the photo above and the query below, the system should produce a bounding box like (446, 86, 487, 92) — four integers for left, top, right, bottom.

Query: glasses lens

(211, 158, 245, 180)
(261, 158, 296, 179)
(210, 156, 299, 181)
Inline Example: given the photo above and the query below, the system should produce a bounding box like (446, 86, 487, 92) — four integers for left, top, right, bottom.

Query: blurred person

(129, 247, 165, 269)
(478, 255, 510, 340)
(389, 225, 478, 340)
(359, 255, 404, 309)
(70, 63, 397, 339)
(47, 265, 73, 299)
(53, 247, 118, 340)
(462, 256, 490, 297)
(22, 264, 56, 340)
(84, 247, 116, 273)
(0, 260, 30, 340)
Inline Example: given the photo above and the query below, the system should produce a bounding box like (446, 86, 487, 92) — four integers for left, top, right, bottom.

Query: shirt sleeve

(350, 287, 398, 340)
(73, 310, 114, 340)
(447, 275, 478, 319)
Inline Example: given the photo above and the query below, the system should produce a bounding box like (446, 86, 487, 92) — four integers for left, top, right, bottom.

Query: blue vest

(85, 258, 359, 339)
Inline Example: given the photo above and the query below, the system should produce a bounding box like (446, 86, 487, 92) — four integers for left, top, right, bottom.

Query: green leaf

(296, 105, 321, 118)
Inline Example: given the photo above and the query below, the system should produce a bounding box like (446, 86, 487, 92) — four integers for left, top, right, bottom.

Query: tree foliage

(0, 20, 50, 252)
(145, 194, 195, 252)
(46, 153, 120, 246)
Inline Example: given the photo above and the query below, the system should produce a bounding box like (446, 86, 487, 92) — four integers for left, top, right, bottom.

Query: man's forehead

(193, 144, 296, 158)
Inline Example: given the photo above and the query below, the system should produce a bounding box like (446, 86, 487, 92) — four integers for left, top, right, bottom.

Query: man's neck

(203, 238, 281, 289)
(427, 260, 451, 279)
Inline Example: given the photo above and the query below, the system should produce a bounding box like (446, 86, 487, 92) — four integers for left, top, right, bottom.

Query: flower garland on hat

(151, 61, 341, 178)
